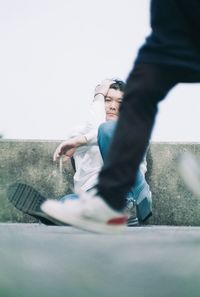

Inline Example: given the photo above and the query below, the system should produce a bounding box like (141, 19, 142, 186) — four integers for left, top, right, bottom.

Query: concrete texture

(147, 143, 200, 225)
(1, 140, 200, 225)
(0, 224, 200, 297)
(0, 140, 74, 223)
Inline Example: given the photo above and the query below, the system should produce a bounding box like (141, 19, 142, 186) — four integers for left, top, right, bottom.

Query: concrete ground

(0, 224, 200, 297)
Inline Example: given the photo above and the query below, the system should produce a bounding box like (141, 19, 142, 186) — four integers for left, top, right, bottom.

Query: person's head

(105, 79, 126, 121)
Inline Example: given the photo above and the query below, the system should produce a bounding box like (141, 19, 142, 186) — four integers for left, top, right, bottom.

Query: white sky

(0, 0, 200, 142)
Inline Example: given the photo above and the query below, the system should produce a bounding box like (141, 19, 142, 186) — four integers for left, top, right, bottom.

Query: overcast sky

(0, 0, 200, 142)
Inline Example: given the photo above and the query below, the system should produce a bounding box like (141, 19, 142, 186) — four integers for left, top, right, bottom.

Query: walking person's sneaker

(7, 183, 64, 225)
(41, 189, 128, 233)
(179, 152, 200, 197)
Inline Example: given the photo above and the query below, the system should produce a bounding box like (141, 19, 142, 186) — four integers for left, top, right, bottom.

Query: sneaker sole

(127, 217, 139, 227)
(7, 183, 65, 226)
(48, 215, 125, 233)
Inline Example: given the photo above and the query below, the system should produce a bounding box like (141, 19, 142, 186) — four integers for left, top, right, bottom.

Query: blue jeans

(60, 193, 78, 202)
(98, 120, 152, 221)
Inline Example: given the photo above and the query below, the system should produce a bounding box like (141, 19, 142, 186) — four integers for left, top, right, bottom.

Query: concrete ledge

(1, 140, 200, 225)
(0, 140, 74, 223)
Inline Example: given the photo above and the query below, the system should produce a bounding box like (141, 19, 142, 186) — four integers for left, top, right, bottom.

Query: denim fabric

(59, 193, 78, 202)
(98, 120, 148, 202)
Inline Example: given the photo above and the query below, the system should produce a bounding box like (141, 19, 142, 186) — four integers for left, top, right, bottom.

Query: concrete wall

(0, 140, 74, 223)
(1, 140, 200, 225)
(147, 143, 200, 225)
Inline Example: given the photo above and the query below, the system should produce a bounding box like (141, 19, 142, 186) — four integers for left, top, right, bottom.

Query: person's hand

(53, 136, 87, 162)
(94, 79, 114, 97)
(53, 139, 77, 162)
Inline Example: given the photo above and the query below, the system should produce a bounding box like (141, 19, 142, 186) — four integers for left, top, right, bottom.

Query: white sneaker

(179, 152, 200, 197)
(41, 189, 128, 233)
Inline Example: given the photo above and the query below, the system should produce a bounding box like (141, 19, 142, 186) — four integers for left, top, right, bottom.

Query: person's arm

(82, 79, 115, 144)
(53, 96, 104, 162)
(53, 79, 115, 161)
(53, 135, 88, 162)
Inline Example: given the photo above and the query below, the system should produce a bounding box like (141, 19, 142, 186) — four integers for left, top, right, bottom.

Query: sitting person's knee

(98, 121, 117, 140)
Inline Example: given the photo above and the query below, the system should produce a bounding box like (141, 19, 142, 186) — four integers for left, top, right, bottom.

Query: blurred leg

(98, 120, 152, 221)
(97, 64, 177, 210)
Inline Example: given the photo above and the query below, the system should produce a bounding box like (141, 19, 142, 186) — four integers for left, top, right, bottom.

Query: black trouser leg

(97, 64, 178, 210)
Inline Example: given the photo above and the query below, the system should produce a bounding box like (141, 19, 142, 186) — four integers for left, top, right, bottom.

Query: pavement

(0, 224, 200, 297)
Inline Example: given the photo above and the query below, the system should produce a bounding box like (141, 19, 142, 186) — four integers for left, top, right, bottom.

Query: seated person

(7, 79, 152, 226)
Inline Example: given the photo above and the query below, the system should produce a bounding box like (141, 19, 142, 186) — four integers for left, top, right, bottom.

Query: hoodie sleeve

(81, 94, 106, 144)
(66, 94, 106, 144)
